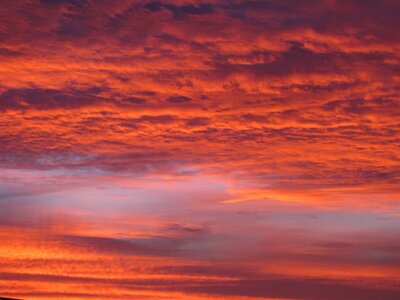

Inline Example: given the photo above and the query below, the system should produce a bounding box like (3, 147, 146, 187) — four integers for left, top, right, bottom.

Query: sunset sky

(0, 0, 399, 299)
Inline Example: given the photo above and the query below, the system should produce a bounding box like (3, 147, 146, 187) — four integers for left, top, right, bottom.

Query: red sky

(0, 0, 399, 299)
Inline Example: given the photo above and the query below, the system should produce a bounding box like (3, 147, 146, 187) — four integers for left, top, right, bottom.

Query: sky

(0, 0, 399, 299)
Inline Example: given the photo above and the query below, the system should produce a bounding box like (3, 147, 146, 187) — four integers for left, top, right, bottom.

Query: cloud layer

(0, 0, 399, 299)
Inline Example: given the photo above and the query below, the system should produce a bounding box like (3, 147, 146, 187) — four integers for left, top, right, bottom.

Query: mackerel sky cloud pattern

(0, 0, 399, 299)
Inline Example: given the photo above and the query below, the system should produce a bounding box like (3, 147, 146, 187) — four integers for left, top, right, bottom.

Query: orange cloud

(0, 0, 399, 299)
